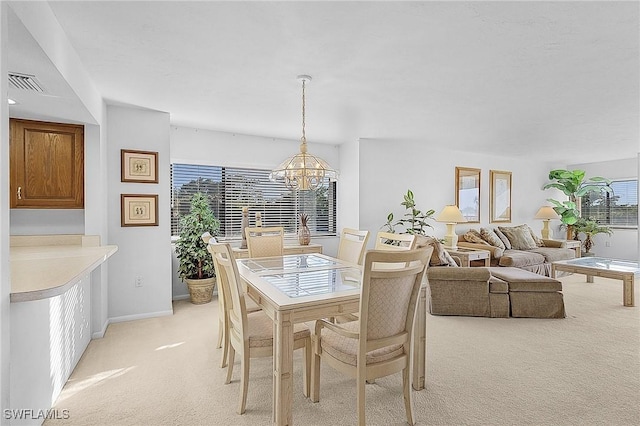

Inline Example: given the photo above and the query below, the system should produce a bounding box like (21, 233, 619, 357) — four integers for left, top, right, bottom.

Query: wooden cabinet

(10, 119, 84, 209)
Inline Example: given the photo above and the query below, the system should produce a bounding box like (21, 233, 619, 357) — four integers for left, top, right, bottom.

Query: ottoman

(489, 267, 565, 318)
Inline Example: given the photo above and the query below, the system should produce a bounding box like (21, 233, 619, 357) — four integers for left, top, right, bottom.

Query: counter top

(10, 235, 118, 302)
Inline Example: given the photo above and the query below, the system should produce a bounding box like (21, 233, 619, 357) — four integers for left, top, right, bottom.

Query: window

(171, 163, 337, 238)
(581, 179, 638, 228)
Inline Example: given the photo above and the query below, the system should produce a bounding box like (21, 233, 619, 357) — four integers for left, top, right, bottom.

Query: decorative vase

(298, 213, 311, 245)
(185, 277, 216, 304)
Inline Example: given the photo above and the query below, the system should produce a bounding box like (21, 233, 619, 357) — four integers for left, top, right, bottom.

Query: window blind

(171, 163, 337, 238)
(581, 179, 638, 228)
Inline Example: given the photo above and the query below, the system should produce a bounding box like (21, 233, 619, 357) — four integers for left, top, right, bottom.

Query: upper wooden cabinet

(10, 119, 84, 209)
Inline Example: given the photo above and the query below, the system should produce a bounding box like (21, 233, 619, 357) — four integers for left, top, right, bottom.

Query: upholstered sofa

(427, 266, 566, 319)
(456, 225, 575, 276)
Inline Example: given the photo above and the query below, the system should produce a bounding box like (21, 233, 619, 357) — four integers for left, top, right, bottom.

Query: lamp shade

(436, 205, 467, 223)
(534, 206, 560, 220)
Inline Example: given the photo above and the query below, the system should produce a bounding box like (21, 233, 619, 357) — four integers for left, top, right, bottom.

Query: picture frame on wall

(490, 170, 512, 223)
(455, 166, 481, 223)
(121, 149, 158, 183)
(121, 194, 159, 227)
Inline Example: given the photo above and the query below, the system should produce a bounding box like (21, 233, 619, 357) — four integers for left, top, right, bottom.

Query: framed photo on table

(455, 167, 481, 223)
(490, 170, 512, 223)
(121, 194, 158, 227)
(121, 149, 158, 183)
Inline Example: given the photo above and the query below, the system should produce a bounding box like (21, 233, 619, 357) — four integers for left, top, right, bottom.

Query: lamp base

(442, 223, 459, 250)
(541, 220, 551, 239)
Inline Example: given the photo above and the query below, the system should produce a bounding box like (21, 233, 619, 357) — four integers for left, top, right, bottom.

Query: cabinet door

(10, 119, 84, 208)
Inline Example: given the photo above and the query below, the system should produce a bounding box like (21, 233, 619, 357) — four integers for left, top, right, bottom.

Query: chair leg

(216, 317, 223, 349)
(225, 345, 235, 385)
(311, 336, 321, 402)
(303, 338, 311, 398)
(357, 374, 366, 426)
(238, 350, 250, 415)
(220, 314, 230, 368)
(402, 366, 415, 426)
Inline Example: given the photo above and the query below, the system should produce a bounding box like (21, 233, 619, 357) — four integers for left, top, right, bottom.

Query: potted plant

(543, 169, 612, 238)
(382, 189, 435, 237)
(175, 192, 221, 304)
(572, 217, 613, 255)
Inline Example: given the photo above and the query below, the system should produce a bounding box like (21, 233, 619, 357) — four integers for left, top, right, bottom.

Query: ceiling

(8, 1, 640, 164)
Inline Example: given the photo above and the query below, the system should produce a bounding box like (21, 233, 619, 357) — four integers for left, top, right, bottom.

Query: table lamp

(436, 205, 467, 249)
(534, 206, 560, 239)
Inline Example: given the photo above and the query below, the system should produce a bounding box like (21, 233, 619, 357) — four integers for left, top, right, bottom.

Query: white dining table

(237, 253, 428, 426)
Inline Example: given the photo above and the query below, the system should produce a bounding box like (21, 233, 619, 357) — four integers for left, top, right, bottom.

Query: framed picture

(121, 149, 158, 183)
(455, 167, 481, 223)
(490, 170, 512, 223)
(121, 194, 159, 227)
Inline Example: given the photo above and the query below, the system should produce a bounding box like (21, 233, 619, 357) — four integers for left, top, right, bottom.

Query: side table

(445, 247, 491, 267)
(551, 239, 581, 258)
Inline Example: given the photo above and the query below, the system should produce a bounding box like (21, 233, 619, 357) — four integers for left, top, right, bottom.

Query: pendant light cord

(301, 78, 306, 144)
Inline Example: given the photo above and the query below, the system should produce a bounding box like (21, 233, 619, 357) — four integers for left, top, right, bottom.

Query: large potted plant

(175, 192, 220, 304)
(572, 217, 613, 255)
(382, 189, 435, 236)
(543, 169, 612, 238)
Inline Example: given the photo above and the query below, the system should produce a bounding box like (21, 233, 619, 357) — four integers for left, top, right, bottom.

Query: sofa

(427, 266, 566, 319)
(456, 224, 575, 276)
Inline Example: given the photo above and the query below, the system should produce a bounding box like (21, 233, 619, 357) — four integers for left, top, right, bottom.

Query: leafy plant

(175, 193, 220, 280)
(572, 217, 613, 253)
(382, 189, 435, 235)
(543, 169, 612, 225)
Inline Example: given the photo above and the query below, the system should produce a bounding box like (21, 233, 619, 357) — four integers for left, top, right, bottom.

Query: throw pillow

(415, 235, 451, 266)
(494, 228, 512, 250)
(480, 227, 506, 250)
(462, 230, 490, 245)
(526, 225, 545, 247)
(498, 225, 538, 250)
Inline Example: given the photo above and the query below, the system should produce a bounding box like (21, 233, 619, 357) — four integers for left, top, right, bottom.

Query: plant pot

(185, 277, 216, 304)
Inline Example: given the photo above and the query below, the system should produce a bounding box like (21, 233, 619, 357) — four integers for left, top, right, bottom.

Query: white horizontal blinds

(171, 163, 337, 238)
(581, 179, 638, 227)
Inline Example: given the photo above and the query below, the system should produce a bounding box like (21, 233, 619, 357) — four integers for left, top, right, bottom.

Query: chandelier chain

(301, 79, 306, 144)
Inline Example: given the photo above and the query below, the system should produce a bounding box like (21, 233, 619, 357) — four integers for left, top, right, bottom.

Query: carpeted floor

(45, 274, 639, 426)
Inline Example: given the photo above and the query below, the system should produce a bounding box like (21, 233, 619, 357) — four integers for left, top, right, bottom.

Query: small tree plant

(382, 189, 435, 235)
(175, 193, 220, 280)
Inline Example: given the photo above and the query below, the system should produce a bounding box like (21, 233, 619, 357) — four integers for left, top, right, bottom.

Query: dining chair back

(311, 247, 432, 426)
(373, 231, 417, 269)
(336, 228, 370, 265)
(208, 242, 311, 415)
(245, 226, 284, 258)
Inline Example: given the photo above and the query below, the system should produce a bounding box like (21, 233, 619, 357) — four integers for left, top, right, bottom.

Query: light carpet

(45, 274, 640, 426)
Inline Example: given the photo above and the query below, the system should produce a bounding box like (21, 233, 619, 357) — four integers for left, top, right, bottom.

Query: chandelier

(270, 75, 338, 191)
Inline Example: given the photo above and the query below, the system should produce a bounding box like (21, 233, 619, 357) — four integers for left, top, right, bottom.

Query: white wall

(359, 139, 559, 247)
(569, 157, 638, 261)
(338, 138, 360, 230)
(107, 106, 172, 321)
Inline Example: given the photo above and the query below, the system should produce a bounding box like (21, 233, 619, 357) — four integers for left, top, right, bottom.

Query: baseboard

(108, 309, 174, 325)
(92, 318, 110, 339)
(172, 294, 190, 301)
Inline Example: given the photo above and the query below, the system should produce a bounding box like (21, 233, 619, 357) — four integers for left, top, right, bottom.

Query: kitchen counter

(10, 234, 118, 302)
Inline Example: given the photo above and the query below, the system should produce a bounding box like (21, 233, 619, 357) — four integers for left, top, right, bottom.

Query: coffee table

(551, 257, 639, 307)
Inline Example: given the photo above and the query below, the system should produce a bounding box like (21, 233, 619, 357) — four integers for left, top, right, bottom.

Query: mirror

(455, 167, 480, 223)
(490, 170, 512, 223)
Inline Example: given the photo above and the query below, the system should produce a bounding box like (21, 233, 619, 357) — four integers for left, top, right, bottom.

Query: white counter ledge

(10, 234, 118, 302)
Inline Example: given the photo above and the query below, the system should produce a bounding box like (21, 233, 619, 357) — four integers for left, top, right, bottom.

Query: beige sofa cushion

(494, 228, 512, 249)
(498, 250, 545, 268)
(463, 230, 490, 245)
(489, 267, 562, 292)
(480, 227, 506, 250)
(529, 247, 576, 262)
(498, 225, 538, 250)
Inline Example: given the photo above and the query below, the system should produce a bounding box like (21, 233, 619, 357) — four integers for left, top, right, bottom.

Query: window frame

(580, 178, 638, 229)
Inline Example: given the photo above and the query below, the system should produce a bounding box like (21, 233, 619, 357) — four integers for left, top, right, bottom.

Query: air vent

(8, 72, 46, 93)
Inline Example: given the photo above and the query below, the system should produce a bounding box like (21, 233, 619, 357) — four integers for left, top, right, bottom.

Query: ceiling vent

(8, 72, 46, 93)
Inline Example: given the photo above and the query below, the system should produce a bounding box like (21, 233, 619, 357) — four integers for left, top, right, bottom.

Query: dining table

(237, 253, 428, 426)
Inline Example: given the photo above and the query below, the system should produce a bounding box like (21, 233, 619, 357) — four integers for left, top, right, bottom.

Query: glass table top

(560, 257, 639, 273)
(238, 254, 343, 274)
(259, 267, 362, 298)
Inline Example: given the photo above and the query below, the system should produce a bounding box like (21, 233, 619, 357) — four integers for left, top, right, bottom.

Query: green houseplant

(382, 189, 435, 236)
(175, 193, 221, 304)
(572, 217, 613, 255)
(543, 169, 612, 238)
